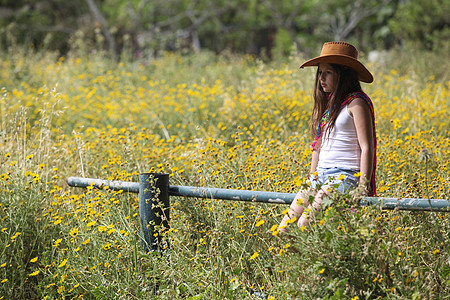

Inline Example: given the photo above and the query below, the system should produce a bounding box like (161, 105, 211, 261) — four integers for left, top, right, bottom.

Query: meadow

(0, 46, 449, 299)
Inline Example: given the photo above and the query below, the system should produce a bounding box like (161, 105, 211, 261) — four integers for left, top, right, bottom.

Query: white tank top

(318, 105, 361, 170)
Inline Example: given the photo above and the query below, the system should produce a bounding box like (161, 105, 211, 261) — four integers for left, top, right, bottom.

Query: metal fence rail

(67, 174, 449, 252)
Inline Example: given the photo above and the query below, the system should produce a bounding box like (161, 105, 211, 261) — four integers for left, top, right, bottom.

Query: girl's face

(318, 63, 336, 93)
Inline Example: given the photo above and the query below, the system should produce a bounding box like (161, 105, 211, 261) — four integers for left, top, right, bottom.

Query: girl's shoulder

(348, 97, 368, 106)
(343, 91, 371, 104)
(343, 91, 374, 112)
(347, 97, 374, 119)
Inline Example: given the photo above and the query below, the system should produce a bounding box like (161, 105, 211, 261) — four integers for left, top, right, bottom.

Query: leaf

(359, 228, 369, 237)
(442, 265, 450, 278)
(321, 196, 334, 208)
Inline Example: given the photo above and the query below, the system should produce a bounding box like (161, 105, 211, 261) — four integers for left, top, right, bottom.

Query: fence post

(139, 173, 170, 252)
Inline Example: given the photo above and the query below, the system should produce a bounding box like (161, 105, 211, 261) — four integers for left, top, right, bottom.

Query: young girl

(279, 41, 376, 232)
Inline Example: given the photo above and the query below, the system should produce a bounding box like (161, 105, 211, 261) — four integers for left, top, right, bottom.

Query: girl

(279, 41, 376, 232)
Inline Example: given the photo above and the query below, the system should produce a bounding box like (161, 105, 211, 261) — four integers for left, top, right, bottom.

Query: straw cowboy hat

(300, 41, 373, 83)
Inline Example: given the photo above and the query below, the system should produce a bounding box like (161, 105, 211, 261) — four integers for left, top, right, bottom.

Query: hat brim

(299, 55, 373, 83)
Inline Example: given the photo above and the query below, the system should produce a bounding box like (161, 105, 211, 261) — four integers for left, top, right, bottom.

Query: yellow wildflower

(58, 259, 67, 268)
(255, 220, 264, 227)
(69, 228, 79, 237)
(29, 270, 40, 276)
(53, 238, 62, 247)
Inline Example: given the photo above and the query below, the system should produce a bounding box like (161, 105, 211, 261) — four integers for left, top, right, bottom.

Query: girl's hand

(350, 183, 368, 205)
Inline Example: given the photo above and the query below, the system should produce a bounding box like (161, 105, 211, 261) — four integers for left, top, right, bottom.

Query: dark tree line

(0, 0, 448, 59)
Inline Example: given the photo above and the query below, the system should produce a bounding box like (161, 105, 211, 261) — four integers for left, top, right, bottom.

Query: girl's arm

(310, 137, 321, 174)
(348, 98, 374, 192)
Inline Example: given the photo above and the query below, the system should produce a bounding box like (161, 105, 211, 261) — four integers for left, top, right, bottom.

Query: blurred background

(1, 0, 449, 61)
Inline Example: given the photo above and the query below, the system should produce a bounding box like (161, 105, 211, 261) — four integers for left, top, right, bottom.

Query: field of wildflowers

(0, 47, 449, 299)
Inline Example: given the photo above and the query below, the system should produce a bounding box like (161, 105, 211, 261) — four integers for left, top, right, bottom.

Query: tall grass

(0, 45, 449, 299)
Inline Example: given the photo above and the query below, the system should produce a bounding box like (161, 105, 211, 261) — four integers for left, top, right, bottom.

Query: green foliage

(272, 29, 294, 61)
(0, 173, 53, 298)
(282, 193, 450, 298)
(0, 0, 447, 57)
(0, 0, 88, 53)
(388, 0, 450, 49)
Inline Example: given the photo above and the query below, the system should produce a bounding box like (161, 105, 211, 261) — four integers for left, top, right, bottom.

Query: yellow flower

(53, 238, 62, 247)
(57, 285, 65, 294)
(11, 232, 21, 240)
(29, 270, 40, 276)
(337, 174, 345, 180)
(82, 238, 90, 245)
(69, 228, 79, 237)
(287, 216, 297, 224)
(433, 249, 440, 254)
(255, 220, 264, 227)
(319, 268, 325, 274)
(26, 154, 34, 160)
(30, 257, 38, 263)
(250, 252, 259, 260)
(58, 259, 67, 268)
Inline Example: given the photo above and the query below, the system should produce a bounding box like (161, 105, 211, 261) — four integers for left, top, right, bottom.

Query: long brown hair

(310, 64, 363, 138)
